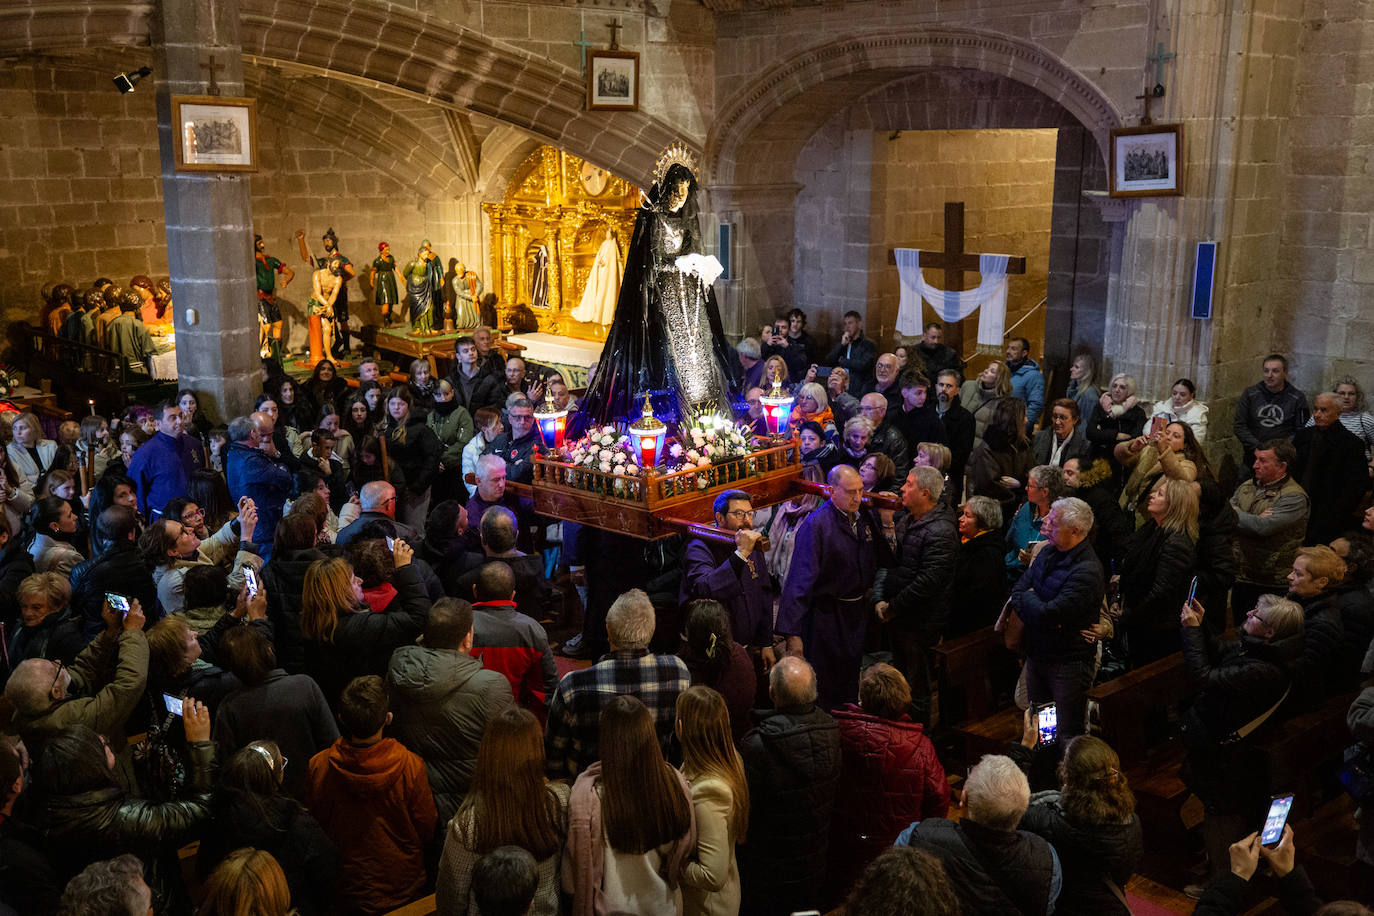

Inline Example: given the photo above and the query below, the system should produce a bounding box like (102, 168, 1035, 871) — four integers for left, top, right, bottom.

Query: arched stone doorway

(706, 27, 1123, 382)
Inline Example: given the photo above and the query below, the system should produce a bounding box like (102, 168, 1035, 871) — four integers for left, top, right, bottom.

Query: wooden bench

(1087, 651, 1190, 766)
(1263, 690, 1358, 818)
(933, 626, 1015, 725)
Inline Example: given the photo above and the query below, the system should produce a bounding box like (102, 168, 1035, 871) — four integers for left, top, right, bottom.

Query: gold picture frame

(586, 50, 640, 112)
(1108, 124, 1183, 198)
(171, 95, 258, 172)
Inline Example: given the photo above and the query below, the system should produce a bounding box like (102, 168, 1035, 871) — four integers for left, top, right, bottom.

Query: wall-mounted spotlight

(113, 66, 152, 93)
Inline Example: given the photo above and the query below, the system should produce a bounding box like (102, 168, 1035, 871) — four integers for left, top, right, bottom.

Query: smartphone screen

(385, 536, 395, 551)
(1187, 576, 1199, 604)
(244, 566, 259, 599)
(105, 593, 130, 616)
(1036, 703, 1058, 746)
(1261, 793, 1294, 846)
(162, 694, 183, 717)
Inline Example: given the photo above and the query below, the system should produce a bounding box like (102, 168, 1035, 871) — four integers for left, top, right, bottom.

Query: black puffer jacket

(7, 609, 86, 667)
(39, 741, 214, 904)
(198, 788, 340, 916)
(883, 503, 959, 637)
(261, 546, 327, 674)
(1180, 627, 1301, 741)
(1290, 590, 1348, 710)
(302, 562, 430, 710)
(1119, 521, 1196, 630)
(1085, 403, 1148, 462)
(1336, 580, 1374, 690)
(898, 817, 1056, 916)
(739, 704, 842, 916)
(71, 540, 159, 637)
(1019, 795, 1143, 916)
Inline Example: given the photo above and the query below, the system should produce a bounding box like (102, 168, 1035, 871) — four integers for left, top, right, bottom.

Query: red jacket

(829, 705, 949, 891)
(305, 737, 438, 915)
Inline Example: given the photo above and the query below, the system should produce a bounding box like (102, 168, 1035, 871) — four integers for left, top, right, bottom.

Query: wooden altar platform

(530, 439, 803, 540)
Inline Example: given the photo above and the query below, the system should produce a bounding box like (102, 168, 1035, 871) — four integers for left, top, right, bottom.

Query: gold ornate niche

(482, 146, 639, 341)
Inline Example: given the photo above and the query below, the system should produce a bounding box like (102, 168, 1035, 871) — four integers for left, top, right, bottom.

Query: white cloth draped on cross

(894, 249, 1011, 352)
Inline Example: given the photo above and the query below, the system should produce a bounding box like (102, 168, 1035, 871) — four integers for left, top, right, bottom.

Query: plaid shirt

(545, 648, 691, 779)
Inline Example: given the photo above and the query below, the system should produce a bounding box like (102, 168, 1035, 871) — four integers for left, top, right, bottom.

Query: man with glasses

(4, 595, 149, 767)
(483, 397, 539, 484)
(680, 489, 777, 674)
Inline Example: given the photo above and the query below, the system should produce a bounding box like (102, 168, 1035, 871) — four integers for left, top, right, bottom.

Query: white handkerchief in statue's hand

(674, 253, 724, 286)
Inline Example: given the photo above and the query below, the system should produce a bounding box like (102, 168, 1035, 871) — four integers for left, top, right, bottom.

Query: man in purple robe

(776, 465, 880, 710)
(680, 489, 777, 669)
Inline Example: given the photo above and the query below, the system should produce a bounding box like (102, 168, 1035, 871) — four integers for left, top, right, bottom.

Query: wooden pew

(1086, 651, 1190, 766)
(1263, 690, 1359, 818)
(932, 626, 1015, 726)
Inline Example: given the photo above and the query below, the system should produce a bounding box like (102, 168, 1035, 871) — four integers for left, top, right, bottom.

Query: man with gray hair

(874, 465, 959, 724)
(896, 754, 1060, 916)
(739, 656, 842, 915)
(465, 453, 534, 554)
(544, 587, 690, 779)
(737, 336, 764, 391)
(55, 854, 154, 916)
(1009, 496, 1104, 742)
(335, 480, 419, 545)
(483, 395, 538, 483)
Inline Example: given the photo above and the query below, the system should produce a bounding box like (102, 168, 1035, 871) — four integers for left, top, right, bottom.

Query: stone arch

(707, 27, 1123, 186)
(0, 0, 687, 185)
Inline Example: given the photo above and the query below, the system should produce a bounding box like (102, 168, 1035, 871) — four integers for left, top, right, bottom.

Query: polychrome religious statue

(575, 141, 740, 431)
(370, 241, 401, 327)
(255, 234, 295, 361)
(403, 243, 442, 336)
(451, 261, 483, 331)
(296, 227, 355, 358)
(308, 258, 344, 358)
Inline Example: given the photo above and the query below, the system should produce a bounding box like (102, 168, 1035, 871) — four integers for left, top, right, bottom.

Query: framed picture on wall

(586, 50, 639, 112)
(171, 95, 258, 172)
(1109, 124, 1182, 197)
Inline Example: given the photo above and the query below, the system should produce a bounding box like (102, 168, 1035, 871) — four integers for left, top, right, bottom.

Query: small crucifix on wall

(1147, 41, 1176, 98)
(607, 19, 622, 51)
(200, 55, 225, 96)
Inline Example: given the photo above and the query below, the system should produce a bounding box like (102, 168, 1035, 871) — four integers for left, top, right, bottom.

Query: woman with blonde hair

(1087, 373, 1146, 469)
(677, 686, 748, 916)
(438, 707, 571, 916)
(1020, 735, 1142, 916)
(959, 360, 1012, 443)
(7, 412, 59, 494)
(760, 354, 790, 390)
(788, 382, 836, 441)
(1066, 352, 1102, 423)
(300, 545, 428, 708)
(1118, 477, 1198, 665)
(199, 847, 294, 916)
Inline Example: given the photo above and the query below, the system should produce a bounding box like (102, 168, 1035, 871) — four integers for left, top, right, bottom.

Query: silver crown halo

(652, 140, 698, 188)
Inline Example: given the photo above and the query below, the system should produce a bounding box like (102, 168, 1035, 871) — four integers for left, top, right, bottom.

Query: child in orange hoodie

(305, 674, 438, 915)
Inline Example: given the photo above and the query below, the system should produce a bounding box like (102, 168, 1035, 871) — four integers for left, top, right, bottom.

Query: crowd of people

(1, 309, 1373, 916)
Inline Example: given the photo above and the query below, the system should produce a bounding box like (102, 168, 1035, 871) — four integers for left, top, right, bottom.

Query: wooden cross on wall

(886, 201, 1027, 355)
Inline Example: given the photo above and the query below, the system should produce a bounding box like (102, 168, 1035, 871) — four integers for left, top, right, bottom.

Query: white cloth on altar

(572, 234, 623, 325)
(894, 249, 1011, 350)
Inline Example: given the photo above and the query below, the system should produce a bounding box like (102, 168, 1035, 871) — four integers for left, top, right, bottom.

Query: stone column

(152, 0, 257, 420)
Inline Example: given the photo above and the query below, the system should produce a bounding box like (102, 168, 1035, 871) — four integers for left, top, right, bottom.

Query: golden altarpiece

(482, 146, 638, 341)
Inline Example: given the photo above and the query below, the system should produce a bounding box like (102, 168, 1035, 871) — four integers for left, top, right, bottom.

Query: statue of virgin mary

(575, 143, 740, 431)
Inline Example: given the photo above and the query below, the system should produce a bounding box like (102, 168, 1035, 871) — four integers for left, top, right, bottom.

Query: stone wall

(1272, 1, 1374, 394)
(0, 58, 485, 356)
(867, 129, 1057, 363)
